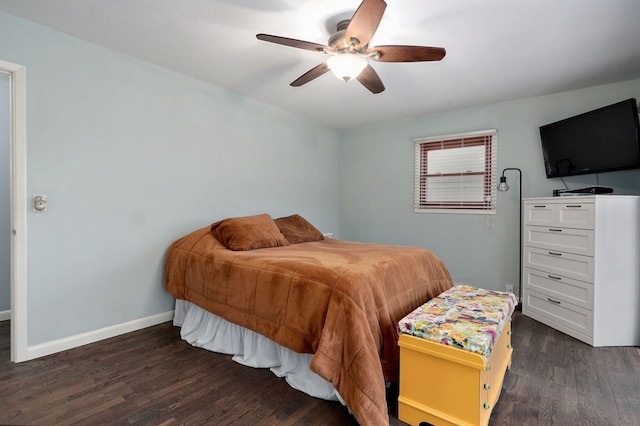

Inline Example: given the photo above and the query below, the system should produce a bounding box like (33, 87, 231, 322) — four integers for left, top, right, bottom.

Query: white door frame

(0, 58, 28, 362)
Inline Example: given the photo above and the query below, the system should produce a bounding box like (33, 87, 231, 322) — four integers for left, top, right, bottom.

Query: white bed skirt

(173, 300, 344, 404)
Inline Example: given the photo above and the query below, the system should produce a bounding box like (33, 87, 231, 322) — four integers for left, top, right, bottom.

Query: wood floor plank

(1, 313, 639, 425)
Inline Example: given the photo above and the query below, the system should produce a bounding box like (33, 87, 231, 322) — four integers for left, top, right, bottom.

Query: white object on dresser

(522, 195, 640, 347)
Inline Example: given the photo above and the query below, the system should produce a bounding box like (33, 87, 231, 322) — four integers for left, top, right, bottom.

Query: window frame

(413, 129, 497, 214)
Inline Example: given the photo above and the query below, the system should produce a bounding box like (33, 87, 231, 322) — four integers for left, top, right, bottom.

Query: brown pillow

(274, 214, 324, 244)
(210, 214, 290, 251)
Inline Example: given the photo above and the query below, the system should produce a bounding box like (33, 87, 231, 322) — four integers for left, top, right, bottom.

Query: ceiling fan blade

(368, 45, 446, 62)
(345, 0, 387, 50)
(356, 65, 385, 94)
(256, 33, 328, 52)
(290, 63, 330, 87)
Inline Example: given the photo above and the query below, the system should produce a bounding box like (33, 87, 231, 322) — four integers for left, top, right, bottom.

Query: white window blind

(414, 129, 497, 213)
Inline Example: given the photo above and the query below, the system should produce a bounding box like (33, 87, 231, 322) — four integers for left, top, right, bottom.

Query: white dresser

(522, 195, 640, 346)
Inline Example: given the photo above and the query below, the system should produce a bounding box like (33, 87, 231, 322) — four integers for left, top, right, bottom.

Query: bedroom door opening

(1, 73, 9, 326)
(0, 59, 28, 362)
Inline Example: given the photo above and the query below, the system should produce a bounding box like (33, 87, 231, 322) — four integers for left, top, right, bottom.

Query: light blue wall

(339, 79, 640, 293)
(0, 11, 340, 346)
(2, 8, 639, 350)
(0, 73, 9, 313)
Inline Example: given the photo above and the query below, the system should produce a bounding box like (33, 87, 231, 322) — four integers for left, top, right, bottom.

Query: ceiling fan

(256, 0, 446, 94)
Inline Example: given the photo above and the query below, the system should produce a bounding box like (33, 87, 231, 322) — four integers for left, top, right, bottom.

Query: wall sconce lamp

(497, 167, 522, 310)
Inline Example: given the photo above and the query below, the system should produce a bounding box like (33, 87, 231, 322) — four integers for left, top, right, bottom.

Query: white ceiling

(1, 0, 640, 129)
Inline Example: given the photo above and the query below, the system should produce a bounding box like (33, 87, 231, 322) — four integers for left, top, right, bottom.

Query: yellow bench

(397, 285, 517, 426)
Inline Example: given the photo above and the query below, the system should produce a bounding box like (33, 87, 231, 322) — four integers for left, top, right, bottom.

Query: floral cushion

(398, 285, 517, 360)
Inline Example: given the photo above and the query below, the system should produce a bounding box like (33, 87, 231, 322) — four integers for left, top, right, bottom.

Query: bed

(164, 214, 453, 426)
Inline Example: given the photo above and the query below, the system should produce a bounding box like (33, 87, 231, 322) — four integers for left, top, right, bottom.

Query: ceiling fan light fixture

(256, 0, 445, 93)
(327, 53, 368, 82)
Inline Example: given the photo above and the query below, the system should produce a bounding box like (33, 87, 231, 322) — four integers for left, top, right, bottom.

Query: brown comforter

(164, 227, 453, 426)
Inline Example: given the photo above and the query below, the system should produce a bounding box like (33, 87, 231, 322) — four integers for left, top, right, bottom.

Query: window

(414, 129, 497, 213)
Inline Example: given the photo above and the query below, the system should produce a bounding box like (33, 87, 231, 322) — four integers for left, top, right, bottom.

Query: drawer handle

(548, 228, 562, 232)
(547, 297, 561, 304)
(566, 205, 582, 208)
(483, 403, 491, 410)
(507, 344, 513, 349)
(484, 383, 491, 390)
(547, 274, 562, 280)
(548, 251, 562, 256)
(533, 205, 546, 208)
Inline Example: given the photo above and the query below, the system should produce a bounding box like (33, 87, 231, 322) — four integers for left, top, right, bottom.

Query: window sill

(413, 208, 496, 215)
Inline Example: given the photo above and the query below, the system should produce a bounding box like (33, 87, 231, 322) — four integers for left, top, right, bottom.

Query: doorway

(0, 59, 27, 362)
(1, 73, 9, 322)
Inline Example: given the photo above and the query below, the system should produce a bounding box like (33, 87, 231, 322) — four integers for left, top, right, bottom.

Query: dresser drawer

(524, 289, 593, 338)
(524, 201, 594, 229)
(524, 268, 593, 309)
(524, 246, 594, 283)
(525, 203, 554, 226)
(524, 226, 594, 256)
(557, 202, 595, 229)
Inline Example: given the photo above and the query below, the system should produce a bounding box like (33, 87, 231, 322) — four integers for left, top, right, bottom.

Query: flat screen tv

(539, 98, 640, 178)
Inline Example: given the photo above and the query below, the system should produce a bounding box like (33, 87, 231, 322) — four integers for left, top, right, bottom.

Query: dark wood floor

(1, 313, 639, 425)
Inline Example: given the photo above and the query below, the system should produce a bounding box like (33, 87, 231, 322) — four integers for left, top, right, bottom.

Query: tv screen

(539, 98, 640, 178)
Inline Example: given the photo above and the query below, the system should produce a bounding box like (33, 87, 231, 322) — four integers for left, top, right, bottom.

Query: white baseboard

(0, 310, 10, 321)
(25, 310, 175, 361)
